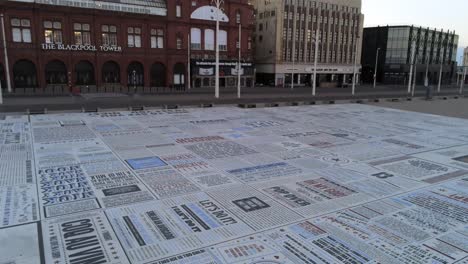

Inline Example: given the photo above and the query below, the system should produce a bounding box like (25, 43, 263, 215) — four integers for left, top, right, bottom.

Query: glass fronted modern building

(361, 26, 458, 85)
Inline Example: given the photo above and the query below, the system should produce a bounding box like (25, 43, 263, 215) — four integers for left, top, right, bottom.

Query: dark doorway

(127, 61, 144, 87)
(13, 60, 37, 88)
(173, 63, 185, 89)
(45, 60, 67, 84)
(150, 63, 165, 87)
(194, 78, 201, 88)
(102, 61, 120, 83)
(75, 60, 95, 85)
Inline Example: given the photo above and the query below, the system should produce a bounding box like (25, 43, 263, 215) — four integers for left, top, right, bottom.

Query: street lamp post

(373, 48, 380, 89)
(412, 55, 418, 97)
(352, 36, 360, 96)
(291, 47, 295, 90)
(424, 55, 429, 88)
(132, 70, 136, 93)
(0, 77, 3, 105)
(312, 29, 319, 96)
(0, 14, 11, 93)
(290, 7, 297, 91)
(187, 33, 191, 90)
(237, 23, 241, 99)
(460, 66, 466, 95)
(437, 63, 442, 93)
(212, 0, 224, 99)
(408, 41, 416, 94)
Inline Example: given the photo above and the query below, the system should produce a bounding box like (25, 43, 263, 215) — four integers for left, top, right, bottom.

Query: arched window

(150, 63, 166, 87)
(218, 30, 227, 51)
(127, 61, 144, 86)
(204, 29, 214, 50)
(190, 28, 201, 50)
(75, 61, 95, 85)
(173, 63, 185, 87)
(13, 60, 37, 88)
(45, 60, 67, 84)
(102, 61, 120, 83)
(190, 6, 229, 22)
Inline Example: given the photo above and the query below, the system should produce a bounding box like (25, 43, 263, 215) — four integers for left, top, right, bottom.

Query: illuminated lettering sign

(41, 43, 122, 52)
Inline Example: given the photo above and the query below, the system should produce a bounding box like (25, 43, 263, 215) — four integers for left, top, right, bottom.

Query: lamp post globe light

(212, 0, 224, 99)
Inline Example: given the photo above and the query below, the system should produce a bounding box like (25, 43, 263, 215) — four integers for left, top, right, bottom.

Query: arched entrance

(127, 61, 144, 87)
(202, 78, 210, 87)
(102, 61, 120, 83)
(45, 60, 67, 84)
(150, 63, 166, 87)
(194, 78, 201, 88)
(13, 60, 37, 88)
(173, 63, 185, 89)
(75, 60, 95, 85)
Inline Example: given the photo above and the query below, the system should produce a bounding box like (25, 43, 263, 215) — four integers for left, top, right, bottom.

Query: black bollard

(425, 85, 433, 100)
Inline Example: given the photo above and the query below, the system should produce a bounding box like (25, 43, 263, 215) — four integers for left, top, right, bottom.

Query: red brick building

(0, 0, 254, 93)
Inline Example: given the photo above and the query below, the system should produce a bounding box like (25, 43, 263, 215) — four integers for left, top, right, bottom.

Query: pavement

(0, 84, 466, 113)
(371, 97, 468, 119)
(1, 104, 468, 263)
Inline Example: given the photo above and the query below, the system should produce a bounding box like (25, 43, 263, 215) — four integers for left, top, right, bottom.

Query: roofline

(364, 25, 458, 35)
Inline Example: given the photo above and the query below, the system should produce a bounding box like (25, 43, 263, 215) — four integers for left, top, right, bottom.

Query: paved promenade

(0, 84, 466, 113)
(371, 97, 468, 119)
(0, 104, 467, 263)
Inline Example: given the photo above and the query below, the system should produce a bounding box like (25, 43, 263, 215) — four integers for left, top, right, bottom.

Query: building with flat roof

(361, 25, 458, 86)
(0, 0, 255, 93)
(252, 0, 364, 88)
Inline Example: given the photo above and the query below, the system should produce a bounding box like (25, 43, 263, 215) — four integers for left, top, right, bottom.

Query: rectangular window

(73, 23, 91, 45)
(102, 24, 118, 46)
(176, 5, 182, 17)
(151, 29, 164, 48)
(11, 18, 32, 43)
(44, 20, 62, 44)
(190, 28, 201, 50)
(127, 27, 142, 48)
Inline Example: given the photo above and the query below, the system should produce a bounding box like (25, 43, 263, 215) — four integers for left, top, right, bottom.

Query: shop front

(191, 60, 254, 89)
